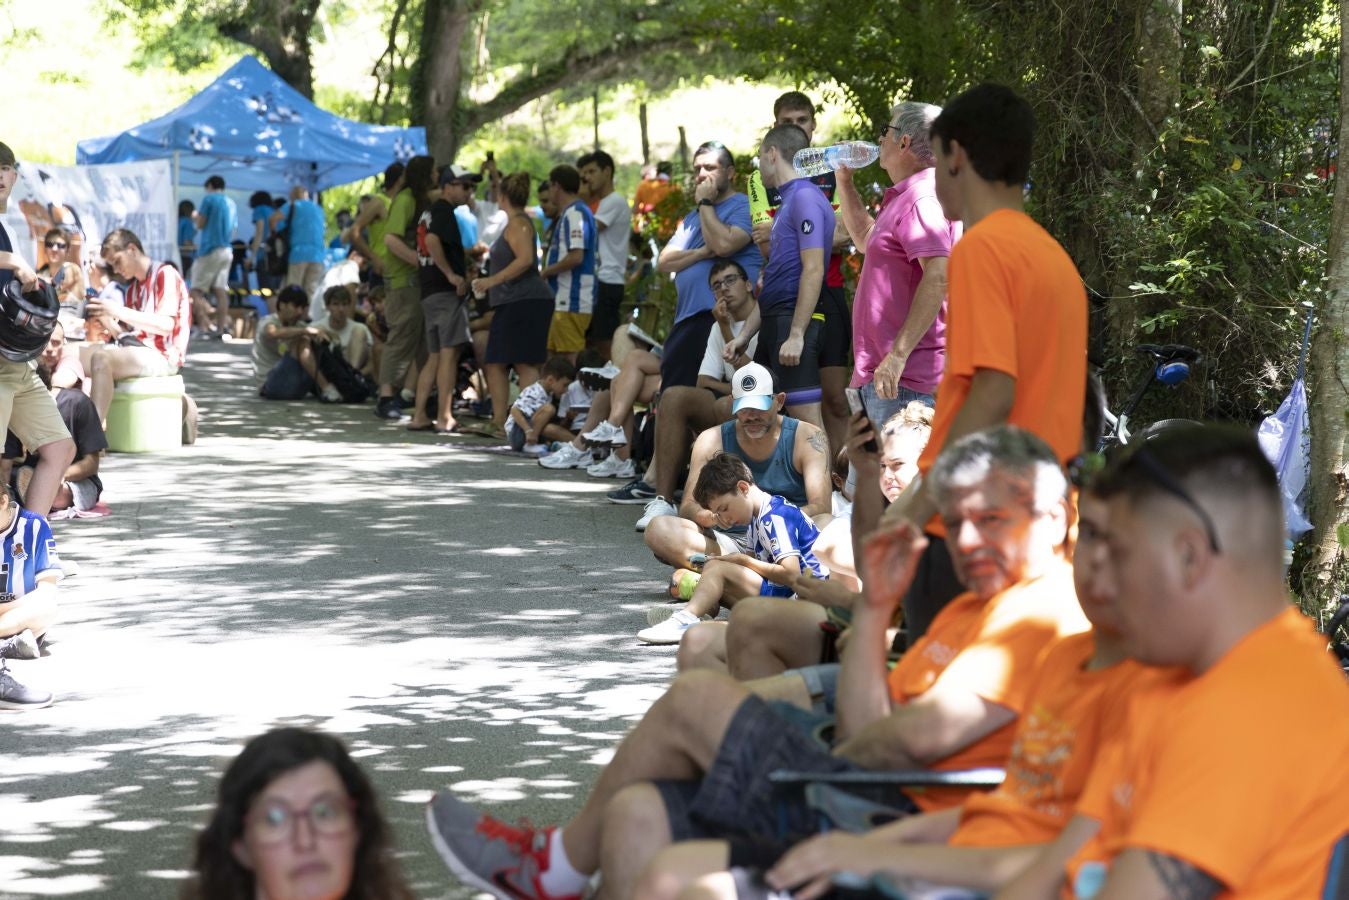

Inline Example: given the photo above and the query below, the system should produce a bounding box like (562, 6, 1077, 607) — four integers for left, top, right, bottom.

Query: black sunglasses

(46, 241, 68, 250)
(878, 124, 902, 141)
(1069, 448, 1222, 554)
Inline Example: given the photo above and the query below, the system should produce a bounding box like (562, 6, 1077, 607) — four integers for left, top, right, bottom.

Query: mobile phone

(844, 388, 879, 453)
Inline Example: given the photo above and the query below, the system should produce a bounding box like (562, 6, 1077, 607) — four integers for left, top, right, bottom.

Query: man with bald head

(1001, 424, 1349, 899)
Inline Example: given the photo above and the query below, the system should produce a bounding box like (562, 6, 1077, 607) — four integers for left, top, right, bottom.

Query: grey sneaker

(0, 659, 53, 710)
(424, 793, 582, 900)
(636, 496, 678, 532)
(0, 629, 39, 660)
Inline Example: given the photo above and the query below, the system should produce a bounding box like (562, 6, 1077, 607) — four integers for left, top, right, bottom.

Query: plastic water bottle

(792, 141, 880, 177)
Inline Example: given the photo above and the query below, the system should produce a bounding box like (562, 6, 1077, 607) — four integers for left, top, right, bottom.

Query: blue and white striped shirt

(546, 200, 598, 314)
(0, 509, 62, 596)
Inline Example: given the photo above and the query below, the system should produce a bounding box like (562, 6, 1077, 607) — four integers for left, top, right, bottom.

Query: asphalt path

(0, 341, 683, 898)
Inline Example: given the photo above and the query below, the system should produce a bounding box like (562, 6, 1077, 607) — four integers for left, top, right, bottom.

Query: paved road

(0, 342, 682, 898)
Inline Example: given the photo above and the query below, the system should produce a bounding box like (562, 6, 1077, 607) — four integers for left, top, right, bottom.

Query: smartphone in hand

(844, 387, 879, 453)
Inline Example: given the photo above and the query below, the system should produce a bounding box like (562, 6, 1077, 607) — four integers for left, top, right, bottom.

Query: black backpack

(313, 339, 374, 403)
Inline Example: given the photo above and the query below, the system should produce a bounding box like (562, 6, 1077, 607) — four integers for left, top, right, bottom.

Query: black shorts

(818, 284, 852, 369)
(652, 695, 859, 857)
(586, 281, 625, 345)
(753, 313, 823, 403)
(659, 310, 715, 389)
(484, 296, 553, 366)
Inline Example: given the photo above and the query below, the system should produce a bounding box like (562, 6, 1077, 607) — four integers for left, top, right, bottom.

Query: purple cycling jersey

(758, 178, 835, 316)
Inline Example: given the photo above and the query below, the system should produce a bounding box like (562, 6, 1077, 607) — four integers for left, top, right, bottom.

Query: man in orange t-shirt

(882, 83, 1087, 645)
(423, 427, 1087, 900)
(1000, 425, 1349, 900)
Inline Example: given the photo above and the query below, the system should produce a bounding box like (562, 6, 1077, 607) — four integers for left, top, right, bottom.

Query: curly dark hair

(181, 727, 413, 900)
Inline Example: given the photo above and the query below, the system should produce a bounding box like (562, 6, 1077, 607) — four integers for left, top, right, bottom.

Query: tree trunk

(414, 0, 476, 161)
(1306, 0, 1349, 610)
(640, 102, 650, 164)
(593, 89, 601, 151)
(219, 0, 322, 98)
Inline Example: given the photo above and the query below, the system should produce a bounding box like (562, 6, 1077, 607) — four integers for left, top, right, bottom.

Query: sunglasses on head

(1069, 447, 1222, 554)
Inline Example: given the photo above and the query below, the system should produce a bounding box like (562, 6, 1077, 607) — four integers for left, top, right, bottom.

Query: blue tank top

(720, 417, 806, 507)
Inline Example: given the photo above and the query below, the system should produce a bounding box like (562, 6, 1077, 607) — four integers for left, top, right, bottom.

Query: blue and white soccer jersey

(1, 509, 62, 597)
(746, 493, 827, 598)
(546, 200, 598, 314)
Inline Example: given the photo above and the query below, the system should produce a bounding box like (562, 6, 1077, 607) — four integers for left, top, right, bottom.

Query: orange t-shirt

(947, 633, 1155, 848)
(917, 208, 1087, 538)
(886, 560, 1089, 811)
(1064, 607, 1349, 898)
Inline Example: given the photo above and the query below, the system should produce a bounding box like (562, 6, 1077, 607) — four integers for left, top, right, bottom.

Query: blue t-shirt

(545, 199, 598, 314)
(747, 493, 826, 578)
(178, 216, 197, 246)
(455, 206, 479, 249)
(0, 508, 62, 596)
(277, 199, 326, 264)
(758, 178, 835, 316)
(668, 193, 760, 324)
(251, 204, 273, 241)
(197, 192, 238, 254)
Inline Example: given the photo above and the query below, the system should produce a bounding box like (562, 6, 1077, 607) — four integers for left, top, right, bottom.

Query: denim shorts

(859, 380, 933, 428)
(652, 694, 858, 851)
(260, 355, 315, 400)
(782, 663, 841, 717)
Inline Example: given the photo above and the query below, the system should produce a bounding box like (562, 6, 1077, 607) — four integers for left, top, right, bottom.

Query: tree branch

(460, 32, 706, 134)
(1224, 0, 1282, 93)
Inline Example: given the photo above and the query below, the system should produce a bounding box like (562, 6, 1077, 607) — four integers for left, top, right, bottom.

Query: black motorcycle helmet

(0, 278, 59, 363)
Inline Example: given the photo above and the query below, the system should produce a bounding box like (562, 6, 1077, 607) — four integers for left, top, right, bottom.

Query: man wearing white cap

(642, 361, 832, 581)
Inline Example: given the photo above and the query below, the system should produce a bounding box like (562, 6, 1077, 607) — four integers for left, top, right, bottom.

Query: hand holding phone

(844, 388, 879, 453)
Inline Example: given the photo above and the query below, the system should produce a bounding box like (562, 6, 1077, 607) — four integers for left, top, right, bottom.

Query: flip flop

(406, 422, 436, 432)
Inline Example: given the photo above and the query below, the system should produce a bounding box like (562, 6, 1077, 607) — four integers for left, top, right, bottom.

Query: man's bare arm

(678, 428, 724, 525)
(835, 687, 1017, 769)
(1098, 849, 1223, 900)
(795, 423, 832, 518)
(698, 208, 751, 258)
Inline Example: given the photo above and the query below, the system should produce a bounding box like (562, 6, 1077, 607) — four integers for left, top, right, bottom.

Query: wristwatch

(697, 199, 715, 208)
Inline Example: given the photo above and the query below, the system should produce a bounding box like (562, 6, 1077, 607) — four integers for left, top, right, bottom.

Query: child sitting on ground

(505, 355, 577, 454)
(637, 451, 827, 645)
(0, 487, 61, 663)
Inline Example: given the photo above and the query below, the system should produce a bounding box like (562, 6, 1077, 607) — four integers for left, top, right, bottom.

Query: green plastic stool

(105, 374, 184, 453)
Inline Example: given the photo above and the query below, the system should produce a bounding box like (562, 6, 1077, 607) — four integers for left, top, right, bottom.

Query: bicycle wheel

(1134, 418, 1202, 441)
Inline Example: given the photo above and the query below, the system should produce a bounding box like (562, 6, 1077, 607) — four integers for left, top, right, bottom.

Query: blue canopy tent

(77, 55, 426, 194)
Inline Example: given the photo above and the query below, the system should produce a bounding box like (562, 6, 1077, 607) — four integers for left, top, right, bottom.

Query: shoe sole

(538, 460, 583, 469)
(0, 695, 54, 710)
(424, 799, 514, 900)
(607, 493, 656, 505)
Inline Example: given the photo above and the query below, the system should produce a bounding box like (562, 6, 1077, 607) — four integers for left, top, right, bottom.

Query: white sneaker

(637, 609, 701, 644)
(587, 454, 636, 479)
(636, 496, 678, 532)
(522, 443, 549, 455)
(581, 420, 627, 446)
(539, 442, 589, 469)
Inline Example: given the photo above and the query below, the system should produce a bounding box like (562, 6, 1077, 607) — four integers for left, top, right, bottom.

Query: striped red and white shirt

(123, 263, 191, 370)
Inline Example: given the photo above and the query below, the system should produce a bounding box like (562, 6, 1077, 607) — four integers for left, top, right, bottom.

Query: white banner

(0, 158, 179, 275)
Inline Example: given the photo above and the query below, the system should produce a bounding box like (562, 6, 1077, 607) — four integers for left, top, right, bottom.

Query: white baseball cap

(731, 362, 775, 413)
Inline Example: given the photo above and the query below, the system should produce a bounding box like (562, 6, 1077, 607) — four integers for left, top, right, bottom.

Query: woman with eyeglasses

(37, 227, 85, 316)
(183, 727, 413, 900)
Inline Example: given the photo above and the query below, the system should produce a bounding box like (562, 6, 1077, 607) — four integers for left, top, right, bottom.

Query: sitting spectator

(312, 285, 372, 378)
(4, 361, 105, 515)
(424, 426, 1088, 900)
(506, 355, 576, 454)
(642, 362, 831, 572)
(252, 285, 341, 403)
(90, 228, 191, 429)
(37, 228, 85, 318)
(637, 451, 826, 645)
(557, 348, 605, 437)
(0, 485, 62, 710)
(184, 727, 413, 900)
(44, 321, 86, 394)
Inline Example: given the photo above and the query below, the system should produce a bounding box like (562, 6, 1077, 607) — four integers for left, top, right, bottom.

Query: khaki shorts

(0, 360, 71, 450)
(190, 246, 232, 292)
(547, 311, 592, 354)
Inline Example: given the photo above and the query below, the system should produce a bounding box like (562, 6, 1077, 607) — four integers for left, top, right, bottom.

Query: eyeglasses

(709, 274, 742, 292)
(878, 124, 903, 142)
(246, 793, 356, 845)
(46, 241, 68, 251)
(1069, 448, 1222, 554)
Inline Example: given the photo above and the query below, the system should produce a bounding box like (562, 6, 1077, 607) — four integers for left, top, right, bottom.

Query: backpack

(266, 205, 293, 277)
(313, 338, 374, 403)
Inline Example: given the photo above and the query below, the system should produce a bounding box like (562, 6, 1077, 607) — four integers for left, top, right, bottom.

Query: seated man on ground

(643, 362, 830, 574)
(252, 286, 342, 403)
(90, 228, 192, 428)
(679, 401, 933, 677)
(3, 361, 106, 515)
(424, 426, 1089, 900)
(312, 285, 373, 379)
(637, 451, 827, 645)
(43, 320, 87, 394)
(506, 355, 576, 454)
(999, 425, 1349, 900)
(620, 259, 760, 519)
(0, 486, 62, 662)
(642, 491, 1157, 900)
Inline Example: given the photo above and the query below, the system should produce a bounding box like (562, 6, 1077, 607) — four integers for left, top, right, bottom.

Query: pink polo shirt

(850, 168, 960, 394)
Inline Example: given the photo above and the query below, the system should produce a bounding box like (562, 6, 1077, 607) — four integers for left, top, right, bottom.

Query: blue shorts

(759, 581, 795, 598)
(260, 355, 315, 400)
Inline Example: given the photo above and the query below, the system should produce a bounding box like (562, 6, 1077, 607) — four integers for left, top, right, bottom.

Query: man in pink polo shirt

(836, 100, 959, 424)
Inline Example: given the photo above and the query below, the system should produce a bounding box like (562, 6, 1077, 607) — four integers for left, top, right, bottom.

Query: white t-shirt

(475, 199, 509, 250)
(699, 319, 759, 383)
(558, 380, 593, 431)
(313, 314, 372, 367)
(506, 382, 552, 437)
(593, 191, 631, 284)
(309, 258, 361, 320)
